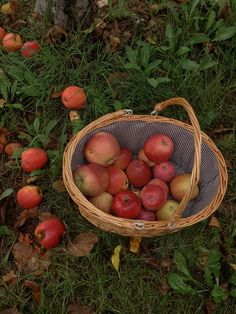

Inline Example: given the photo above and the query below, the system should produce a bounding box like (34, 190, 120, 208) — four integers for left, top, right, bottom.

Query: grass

(0, 0, 236, 313)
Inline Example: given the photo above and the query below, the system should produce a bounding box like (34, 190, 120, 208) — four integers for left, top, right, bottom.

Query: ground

(0, 0, 236, 313)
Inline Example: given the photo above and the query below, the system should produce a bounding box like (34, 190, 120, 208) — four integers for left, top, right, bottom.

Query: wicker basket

(62, 98, 228, 237)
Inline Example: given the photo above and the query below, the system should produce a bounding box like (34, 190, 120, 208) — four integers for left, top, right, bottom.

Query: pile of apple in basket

(73, 131, 199, 221)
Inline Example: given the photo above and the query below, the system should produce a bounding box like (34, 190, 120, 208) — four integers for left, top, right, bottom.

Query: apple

(16, 185, 43, 209)
(147, 178, 169, 196)
(34, 217, 65, 249)
(126, 159, 152, 188)
(138, 149, 155, 167)
(152, 161, 176, 183)
(106, 166, 129, 195)
(89, 192, 113, 214)
(170, 173, 199, 201)
(144, 134, 174, 162)
(140, 184, 167, 211)
(21, 41, 41, 57)
(113, 147, 132, 169)
(21, 147, 48, 173)
(61, 86, 86, 109)
(2, 33, 23, 52)
(136, 209, 156, 221)
(156, 200, 180, 221)
(73, 163, 109, 196)
(84, 131, 120, 167)
(112, 190, 141, 219)
(0, 27, 6, 40)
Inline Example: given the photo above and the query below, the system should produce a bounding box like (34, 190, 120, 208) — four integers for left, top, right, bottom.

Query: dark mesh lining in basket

(71, 121, 220, 219)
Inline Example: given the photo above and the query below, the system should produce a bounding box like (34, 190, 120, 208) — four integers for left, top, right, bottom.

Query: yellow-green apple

(144, 134, 174, 162)
(138, 149, 155, 167)
(112, 190, 141, 219)
(126, 159, 152, 188)
(106, 166, 129, 195)
(113, 147, 132, 169)
(89, 192, 113, 214)
(16, 185, 43, 209)
(73, 163, 109, 196)
(152, 161, 176, 183)
(136, 208, 156, 221)
(156, 200, 180, 221)
(0, 27, 6, 40)
(2, 33, 22, 52)
(84, 131, 120, 167)
(147, 178, 169, 196)
(140, 184, 167, 211)
(170, 173, 199, 201)
(21, 41, 41, 57)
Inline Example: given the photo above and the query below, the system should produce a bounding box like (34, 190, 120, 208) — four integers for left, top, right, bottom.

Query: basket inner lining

(71, 120, 220, 218)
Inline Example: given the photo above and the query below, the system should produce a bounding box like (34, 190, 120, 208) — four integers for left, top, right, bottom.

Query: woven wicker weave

(62, 98, 228, 237)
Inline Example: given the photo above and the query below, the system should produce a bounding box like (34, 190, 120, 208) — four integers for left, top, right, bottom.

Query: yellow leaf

(1, 3, 13, 14)
(230, 263, 236, 271)
(69, 111, 80, 122)
(129, 237, 142, 253)
(0, 99, 6, 108)
(209, 216, 220, 228)
(111, 245, 122, 272)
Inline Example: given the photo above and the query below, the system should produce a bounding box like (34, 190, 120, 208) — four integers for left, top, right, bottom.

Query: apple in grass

(112, 190, 141, 219)
(61, 86, 86, 109)
(84, 131, 120, 167)
(144, 134, 174, 162)
(170, 173, 199, 201)
(138, 149, 155, 167)
(0, 27, 6, 40)
(2, 33, 22, 52)
(156, 200, 180, 221)
(147, 178, 169, 196)
(21, 147, 48, 173)
(140, 184, 167, 211)
(21, 41, 41, 57)
(16, 185, 43, 209)
(126, 159, 152, 188)
(106, 166, 129, 195)
(152, 161, 176, 183)
(73, 163, 110, 197)
(89, 192, 113, 214)
(113, 147, 132, 170)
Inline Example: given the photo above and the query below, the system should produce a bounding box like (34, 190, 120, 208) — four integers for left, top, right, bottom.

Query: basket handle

(154, 97, 202, 221)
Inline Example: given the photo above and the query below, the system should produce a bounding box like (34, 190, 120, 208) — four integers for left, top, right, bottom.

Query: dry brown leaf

(69, 111, 80, 122)
(110, 35, 121, 51)
(2, 270, 18, 287)
(14, 208, 39, 229)
(38, 211, 54, 222)
(66, 232, 99, 257)
(209, 216, 220, 228)
(18, 233, 33, 245)
(0, 128, 10, 146)
(158, 277, 171, 297)
(67, 303, 94, 314)
(0, 308, 23, 314)
(50, 90, 63, 99)
(24, 280, 41, 305)
(11, 242, 33, 271)
(129, 237, 142, 253)
(205, 299, 217, 314)
(0, 198, 9, 224)
(45, 26, 67, 44)
(0, 99, 6, 108)
(52, 180, 66, 192)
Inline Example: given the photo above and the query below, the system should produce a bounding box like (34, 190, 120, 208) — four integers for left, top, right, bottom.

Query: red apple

(152, 161, 176, 183)
(21, 41, 41, 57)
(147, 178, 169, 196)
(112, 190, 141, 219)
(126, 159, 152, 188)
(138, 149, 155, 167)
(113, 147, 132, 170)
(144, 134, 174, 162)
(170, 173, 199, 201)
(34, 217, 65, 249)
(2, 33, 22, 52)
(84, 131, 120, 167)
(0, 27, 6, 40)
(89, 192, 113, 214)
(21, 147, 48, 173)
(73, 163, 109, 196)
(61, 86, 86, 109)
(140, 184, 167, 211)
(106, 166, 129, 195)
(156, 200, 180, 221)
(16, 185, 43, 209)
(136, 209, 156, 221)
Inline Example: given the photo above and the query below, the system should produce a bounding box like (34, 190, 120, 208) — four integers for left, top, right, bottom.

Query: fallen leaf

(52, 180, 66, 192)
(45, 26, 67, 44)
(111, 245, 122, 272)
(66, 232, 99, 257)
(0, 199, 9, 224)
(0, 99, 6, 108)
(1, 3, 13, 14)
(205, 299, 217, 314)
(67, 302, 94, 314)
(96, 0, 108, 9)
(158, 277, 171, 297)
(0, 128, 10, 146)
(11, 242, 33, 271)
(26, 175, 42, 184)
(0, 308, 23, 314)
(14, 208, 39, 229)
(69, 111, 80, 122)
(24, 280, 41, 305)
(209, 216, 220, 228)
(129, 237, 142, 253)
(2, 270, 18, 287)
(229, 263, 236, 271)
(160, 259, 172, 272)
(38, 211, 54, 222)
(110, 35, 121, 51)
(50, 90, 63, 99)
(18, 233, 33, 245)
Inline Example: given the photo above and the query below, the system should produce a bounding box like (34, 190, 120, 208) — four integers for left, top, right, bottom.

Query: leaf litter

(66, 232, 99, 257)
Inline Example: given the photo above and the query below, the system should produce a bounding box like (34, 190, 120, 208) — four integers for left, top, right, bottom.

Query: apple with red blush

(126, 159, 152, 188)
(113, 147, 132, 170)
(144, 134, 174, 162)
(140, 184, 167, 211)
(106, 166, 129, 195)
(152, 161, 176, 183)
